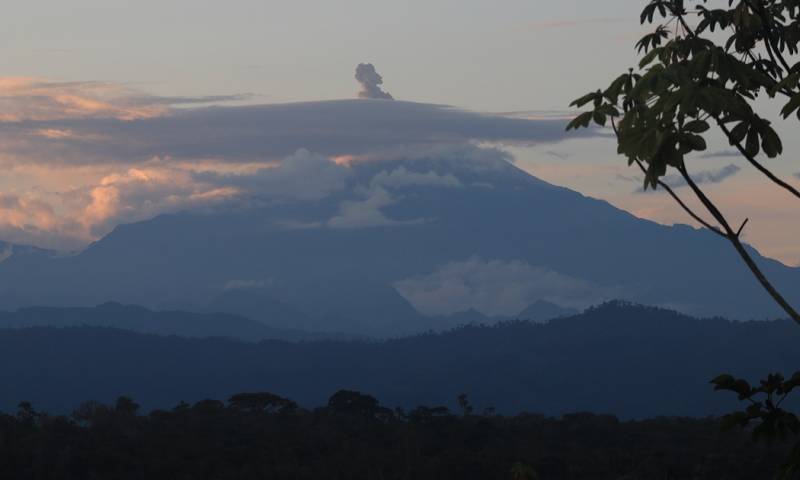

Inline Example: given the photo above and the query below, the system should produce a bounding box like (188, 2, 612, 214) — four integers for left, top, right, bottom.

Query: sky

(1, 0, 799, 265)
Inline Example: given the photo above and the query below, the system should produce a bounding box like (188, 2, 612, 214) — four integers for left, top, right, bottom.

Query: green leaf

(745, 128, 760, 157)
(566, 112, 593, 131)
(761, 127, 783, 158)
(639, 48, 662, 68)
(569, 92, 599, 109)
(781, 94, 800, 119)
(684, 134, 708, 151)
(593, 110, 607, 127)
(684, 120, 710, 133)
(729, 122, 749, 144)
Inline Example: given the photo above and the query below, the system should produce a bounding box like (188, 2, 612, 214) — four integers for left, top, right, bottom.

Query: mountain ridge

(0, 154, 796, 333)
(1, 301, 798, 418)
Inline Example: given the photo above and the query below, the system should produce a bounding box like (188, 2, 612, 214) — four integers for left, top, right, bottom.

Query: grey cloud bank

(0, 100, 593, 167)
(0, 77, 599, 250)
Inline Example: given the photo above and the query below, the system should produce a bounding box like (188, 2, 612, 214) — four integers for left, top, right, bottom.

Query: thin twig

(736, 218, 750, 238)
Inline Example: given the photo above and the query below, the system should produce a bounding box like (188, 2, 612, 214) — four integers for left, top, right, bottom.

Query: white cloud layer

(328, 186, 428, 229)
(370, 166, 462, 190)
(394, 256, 619, 316)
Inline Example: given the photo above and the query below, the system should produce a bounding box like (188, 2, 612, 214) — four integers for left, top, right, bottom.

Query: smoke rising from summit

(355, 63, 394, 100)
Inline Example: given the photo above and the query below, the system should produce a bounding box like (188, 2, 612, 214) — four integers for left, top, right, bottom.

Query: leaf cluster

(712, 371, 800, 478)
(568, 0, 799, 189)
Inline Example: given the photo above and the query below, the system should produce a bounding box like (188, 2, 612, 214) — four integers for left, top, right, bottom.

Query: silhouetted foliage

(568, 0, 800, 322)
(567, 1, 800, 471)
(229, 392, 297, 414)
(712, 371, 800, 478)
(0, 390, 793, 480)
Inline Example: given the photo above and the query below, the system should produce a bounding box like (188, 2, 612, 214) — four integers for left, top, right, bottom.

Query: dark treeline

(2, 390, 790, 480)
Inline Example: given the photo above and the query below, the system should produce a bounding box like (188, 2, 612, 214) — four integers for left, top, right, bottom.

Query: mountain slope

(0, 153, 796, 333)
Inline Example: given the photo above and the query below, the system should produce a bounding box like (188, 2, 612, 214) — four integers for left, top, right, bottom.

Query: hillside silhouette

(2, 301, 798, 417)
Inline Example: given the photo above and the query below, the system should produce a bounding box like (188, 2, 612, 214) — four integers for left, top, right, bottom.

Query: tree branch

(611, 118, 725, 238)
(745, 0, 794, 75)
(676, 163, 800, 324)
(715, 119, 800, 200)
(633, 159, 726, 238)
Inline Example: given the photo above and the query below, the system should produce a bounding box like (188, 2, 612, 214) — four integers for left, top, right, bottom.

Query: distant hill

(516, 300, 578, 322)
(0, 302, 343, 343)
(0, 241, 59, 307)
(2, 302, 799, 418)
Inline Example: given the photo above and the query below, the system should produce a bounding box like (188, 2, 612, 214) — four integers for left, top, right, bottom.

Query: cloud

(0, 78, 597, 249)
(328, 186, 428, 229)
(0, 192, 83, 249)
(0, 73, 593, 170)
(0, 99, 586, 168)
(0, 160, 244, 248)
(370, 166, 462, 190)
(666, 164, 741, 187)
(394, 257, 618, 316)
(698, 150, 740, 159)
(0, 78, 246, 122)
(79, 163, 240, 237)
(637, 164, 741, 192)
(355, 63, 394, 100)
(197, 149, 351, 202)
(0, 149, 353, 245)
(0, 143, 527, 248)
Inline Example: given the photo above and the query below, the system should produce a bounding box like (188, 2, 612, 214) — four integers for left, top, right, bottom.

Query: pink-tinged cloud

(0, 77, 249, 123)
(0, 78, 165, 121)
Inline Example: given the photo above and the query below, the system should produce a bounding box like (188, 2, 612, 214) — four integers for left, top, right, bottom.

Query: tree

(457, 393, 474, 416)
(228, 392, 298, 414)
(568, 0, 800, 324)
(568, 1, 800, 475)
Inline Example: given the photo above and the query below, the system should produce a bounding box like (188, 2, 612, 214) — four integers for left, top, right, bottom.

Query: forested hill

(2, 301, 799, 418)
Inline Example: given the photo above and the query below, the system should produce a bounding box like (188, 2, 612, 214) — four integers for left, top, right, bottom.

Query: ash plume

(355, 63, 394, 100)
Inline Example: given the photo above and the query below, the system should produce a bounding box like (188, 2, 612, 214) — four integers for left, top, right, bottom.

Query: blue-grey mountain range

(0, 150, 795, 336)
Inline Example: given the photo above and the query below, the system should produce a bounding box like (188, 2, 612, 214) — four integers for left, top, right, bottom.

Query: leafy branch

(567, 0, 800, 324)
(712, 372, 800, 478)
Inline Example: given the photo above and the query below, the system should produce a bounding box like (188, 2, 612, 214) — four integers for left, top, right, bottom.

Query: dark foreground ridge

(2, 301, 800, 417)
(4, 390, 789, 480)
